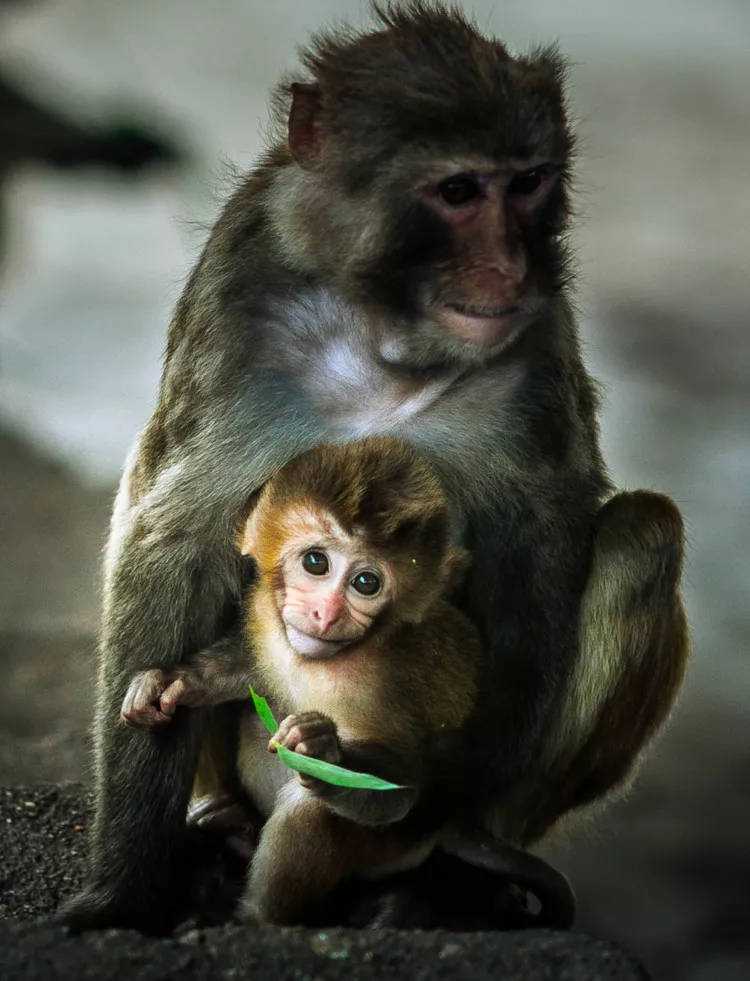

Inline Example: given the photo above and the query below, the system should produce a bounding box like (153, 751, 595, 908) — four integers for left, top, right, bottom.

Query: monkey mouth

(285, 625, 352, 659)
(437, 302, 529, 347)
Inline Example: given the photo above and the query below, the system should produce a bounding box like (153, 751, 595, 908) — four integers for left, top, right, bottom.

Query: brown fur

(191, 438, 483, 924)
(64, 2, 688, 934)
(486, 491, 690, 846)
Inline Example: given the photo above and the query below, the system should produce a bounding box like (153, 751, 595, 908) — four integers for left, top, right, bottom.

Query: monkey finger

(277, 719, 336, 751)
(120, 671, 160, 713)
(293, 711, 334, 730)
(294, 718, 337, 739)
(159, 676, 204, 715)
(120, 671, 172, 727)
(273, 715, 299, 742)
(294, 736, 341, 763)
(121, 702, 173, 728)
(276, 724, 309, 751)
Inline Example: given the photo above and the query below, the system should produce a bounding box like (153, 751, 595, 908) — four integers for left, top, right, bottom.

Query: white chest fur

(303, 334, 462, 439)
(263, 290, 524, 508)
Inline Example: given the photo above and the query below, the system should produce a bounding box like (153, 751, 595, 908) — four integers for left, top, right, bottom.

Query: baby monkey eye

(302, 550, 329, 576)
(437, 174, 482, 206)
(507, 168, 545, 197)
(351, 571, 381, 596)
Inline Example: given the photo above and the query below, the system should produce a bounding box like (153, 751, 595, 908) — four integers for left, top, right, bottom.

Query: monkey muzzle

(437, 302, 531, 347)
(284, 625, 352, 659)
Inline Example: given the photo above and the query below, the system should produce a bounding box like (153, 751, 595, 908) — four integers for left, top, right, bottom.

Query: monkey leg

(439, 825, 576, 929)
(58, 509, 240, 933)
(327, 833, 573, 932)
(60, 700, 206, 934)
(240, 784, 424, 926)
(514, 490, 689, 844)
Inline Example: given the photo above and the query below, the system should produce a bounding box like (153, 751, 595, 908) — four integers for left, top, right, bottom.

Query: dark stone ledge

(0, 783, 650, 981)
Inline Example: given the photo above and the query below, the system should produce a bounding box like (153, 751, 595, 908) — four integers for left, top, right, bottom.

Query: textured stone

(0, 783, 649, 981)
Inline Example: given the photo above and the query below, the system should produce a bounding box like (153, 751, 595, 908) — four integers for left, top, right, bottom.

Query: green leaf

(273, 743, 405, 791)
(250, 685, 405, 790)
(249, 686, 278, 735)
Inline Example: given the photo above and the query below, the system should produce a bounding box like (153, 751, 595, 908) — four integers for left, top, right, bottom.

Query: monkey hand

(270, 712, 342, 789)
(120, 668, 208, 728)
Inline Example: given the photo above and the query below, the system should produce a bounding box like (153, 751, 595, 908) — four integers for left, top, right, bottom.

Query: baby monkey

(122, 437, 485, 925)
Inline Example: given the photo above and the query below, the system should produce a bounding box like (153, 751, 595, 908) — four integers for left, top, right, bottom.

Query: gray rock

(0, 783, 649, 981)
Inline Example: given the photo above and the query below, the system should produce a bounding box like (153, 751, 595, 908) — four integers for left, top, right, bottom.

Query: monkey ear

(288, 83, 323, 168)
(240, 508, 260, 557)
(238, 491, 265, 557)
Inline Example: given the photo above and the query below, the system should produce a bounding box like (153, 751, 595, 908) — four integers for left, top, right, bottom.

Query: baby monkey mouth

(285, 625, 353, 660)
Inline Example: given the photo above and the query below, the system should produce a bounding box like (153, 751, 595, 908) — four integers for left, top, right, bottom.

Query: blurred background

(0, 1, 747, 978)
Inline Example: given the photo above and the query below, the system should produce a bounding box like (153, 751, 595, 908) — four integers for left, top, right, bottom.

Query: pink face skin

(278, 536, 393, 660)
(416, 162, 562, 348)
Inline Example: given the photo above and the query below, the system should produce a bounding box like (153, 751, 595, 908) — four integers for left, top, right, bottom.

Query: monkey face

(416, 161, 564, 343)
(302, 144, 570, 371)
(277, 533, 395, 659)
(342, 165, 565, 370)
(278, 5, 574, 371)
(240, 440, 461, 648)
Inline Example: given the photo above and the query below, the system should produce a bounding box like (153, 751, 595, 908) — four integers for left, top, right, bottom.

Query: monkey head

(273, 2, 573, 367)
(240, 437, 468, 658)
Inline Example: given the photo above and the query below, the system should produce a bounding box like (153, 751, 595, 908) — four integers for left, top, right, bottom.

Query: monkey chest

(296, 340, 457, 439)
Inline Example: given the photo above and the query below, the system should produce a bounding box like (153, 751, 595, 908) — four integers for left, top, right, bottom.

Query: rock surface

(0, 919, 650, 981)
(0, 784, 649, 981)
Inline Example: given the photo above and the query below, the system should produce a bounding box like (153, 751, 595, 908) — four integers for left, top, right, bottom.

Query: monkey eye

(437, 174, 482, 207)
(302, 550, 329, 576)
(507, 168, 545, 197)
(351, 571, 381, 596)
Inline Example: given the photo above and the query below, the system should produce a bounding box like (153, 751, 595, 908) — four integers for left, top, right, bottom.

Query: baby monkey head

(241, 437, 468, 659)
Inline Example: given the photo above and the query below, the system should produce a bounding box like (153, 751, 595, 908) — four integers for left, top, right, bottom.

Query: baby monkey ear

(237, 490, 265, 557)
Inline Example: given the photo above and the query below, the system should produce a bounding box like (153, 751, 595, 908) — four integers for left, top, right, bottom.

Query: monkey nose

(313, 599, 342, 634)
(472, 264, 526, 301)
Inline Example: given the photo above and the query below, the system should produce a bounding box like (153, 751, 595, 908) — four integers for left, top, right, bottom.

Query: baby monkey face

(277, 520, 395, 659)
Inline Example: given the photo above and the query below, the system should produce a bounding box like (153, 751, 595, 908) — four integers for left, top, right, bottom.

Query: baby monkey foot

(188, 793, 262, 861)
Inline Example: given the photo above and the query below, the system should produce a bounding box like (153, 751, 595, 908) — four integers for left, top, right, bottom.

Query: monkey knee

(239, 875, 293, 925)
(599, 490, 683, 540)
(241, 852, 308, 926)
(594, 491, 685, 589)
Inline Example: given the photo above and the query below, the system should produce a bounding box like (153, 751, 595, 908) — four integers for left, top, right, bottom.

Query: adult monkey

(62, 1, 688, 933)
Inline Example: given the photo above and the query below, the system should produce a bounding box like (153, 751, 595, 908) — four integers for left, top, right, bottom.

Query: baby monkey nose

(312, 595, 344, 633)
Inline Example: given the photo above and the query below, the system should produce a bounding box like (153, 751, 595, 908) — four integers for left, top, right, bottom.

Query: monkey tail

(439, 824, 576, 930)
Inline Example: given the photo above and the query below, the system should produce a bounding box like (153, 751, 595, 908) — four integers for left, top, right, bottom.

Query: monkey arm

(500, 490, 689, 845)
(270, 713, 422, 826)
(183, 632, 257, 706)
(61, 527, 235, 931)
(307, 739, 422, 826)
(120, 632, 256, 728)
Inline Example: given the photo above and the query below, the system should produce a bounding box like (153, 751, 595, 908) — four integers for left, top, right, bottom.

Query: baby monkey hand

(121, 668, 208, 728)
(270, 712, 342, 789)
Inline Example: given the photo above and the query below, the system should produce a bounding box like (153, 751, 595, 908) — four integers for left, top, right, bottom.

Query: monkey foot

(57, 883, 178, 935)
(187, 794, 261, 861)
